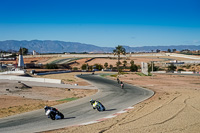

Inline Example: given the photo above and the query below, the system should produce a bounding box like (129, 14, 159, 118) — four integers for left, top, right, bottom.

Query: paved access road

(0, 74, 154, 133)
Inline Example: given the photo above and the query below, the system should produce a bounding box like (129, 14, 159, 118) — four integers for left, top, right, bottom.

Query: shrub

(130, 64, 138, 72)
(177, 68, 185, 71)
(45, 63, 58, 69)
(81, 64, 88, 70)
(73, 67, 78, 71)
(167, 63, 177, 71)
(148, 63, 159, 72)
(186, 65, 191, 69)
(93, 64, 103, 70)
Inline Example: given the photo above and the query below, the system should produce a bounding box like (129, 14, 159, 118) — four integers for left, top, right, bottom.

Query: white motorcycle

(44, 106, 64, 120)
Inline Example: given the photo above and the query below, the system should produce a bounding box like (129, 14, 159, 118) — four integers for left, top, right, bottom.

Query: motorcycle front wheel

(102, 105, 106, 111)
(60, 113, 64, 119)
(97, 106, 101, 111)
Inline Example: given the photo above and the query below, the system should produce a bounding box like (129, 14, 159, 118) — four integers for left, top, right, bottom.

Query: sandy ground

(44, 73, 200, 133)
(70, 57, 158, 68)
(1, 55, 200, 133)
(0, 74, 97, 118)
(69, 56, 200, 71)
(33, 72, 91, 86)
(4, 55, 199, 72)
(1, 57, 52, 65)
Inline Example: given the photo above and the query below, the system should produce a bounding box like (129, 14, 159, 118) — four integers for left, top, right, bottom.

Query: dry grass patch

(0, 95, 64, 118)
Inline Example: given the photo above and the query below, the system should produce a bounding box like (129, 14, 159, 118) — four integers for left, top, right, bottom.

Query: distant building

(33, 50, 38, 55)
(0, 53, 12, 57)
(141, 62, 148, 75)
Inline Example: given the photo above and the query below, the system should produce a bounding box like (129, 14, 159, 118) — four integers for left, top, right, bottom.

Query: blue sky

(0, 0, 200, 47)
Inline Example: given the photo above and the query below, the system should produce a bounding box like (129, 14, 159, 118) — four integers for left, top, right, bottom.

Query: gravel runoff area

(43, 73, 200, 133)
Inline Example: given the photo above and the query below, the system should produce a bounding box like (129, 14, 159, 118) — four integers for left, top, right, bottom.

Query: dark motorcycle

(120, 81, 124, 89)
(121, 83, 124, 89)
(44, 106, 64, 120)
(96, 102, 106, 111)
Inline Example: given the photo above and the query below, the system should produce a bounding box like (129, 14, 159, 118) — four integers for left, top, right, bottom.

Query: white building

(33, 50, 37, 55)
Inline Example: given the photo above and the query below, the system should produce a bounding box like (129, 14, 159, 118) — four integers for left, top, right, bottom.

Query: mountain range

(0, 40, 199, 53)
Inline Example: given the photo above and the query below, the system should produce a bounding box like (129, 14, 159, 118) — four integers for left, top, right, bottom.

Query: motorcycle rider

(90, 99, 97, 109)
(117, 78, 120, 84)
(120, 81, 124, 89)
(44, 106, 62, 119)
(44, 106, 57, 112)
(90, 99, 105, 111)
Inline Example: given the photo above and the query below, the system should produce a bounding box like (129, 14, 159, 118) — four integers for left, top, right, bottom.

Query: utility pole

(151, 50, 154, 73)
(0, 62, 2, 71)
(86, 64, 88, 71)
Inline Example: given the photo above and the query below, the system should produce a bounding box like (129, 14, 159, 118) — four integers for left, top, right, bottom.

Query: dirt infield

(0, 74, 97, 118)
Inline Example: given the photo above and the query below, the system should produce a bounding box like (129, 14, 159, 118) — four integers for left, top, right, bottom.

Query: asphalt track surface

(0, 74, 154, 133)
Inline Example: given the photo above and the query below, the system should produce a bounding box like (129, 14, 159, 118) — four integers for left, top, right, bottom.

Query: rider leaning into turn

(120, 81, 124, 89)
(44, 106, 57, 112)
(90, 99, 100, 109)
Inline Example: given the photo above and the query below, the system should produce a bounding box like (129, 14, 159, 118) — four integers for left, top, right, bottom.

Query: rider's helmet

(90, 99, 95, 104)
(44, 106, 48, 110)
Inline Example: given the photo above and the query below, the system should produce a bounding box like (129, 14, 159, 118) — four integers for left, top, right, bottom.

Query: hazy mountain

(0, 40, 113, 53)
(0, 40, 200, 53)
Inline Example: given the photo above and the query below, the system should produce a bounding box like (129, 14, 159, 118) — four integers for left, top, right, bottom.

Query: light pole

(151, 50, 153, 73)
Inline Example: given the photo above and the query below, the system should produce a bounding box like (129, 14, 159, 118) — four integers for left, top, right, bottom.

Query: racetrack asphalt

(0, 74, 154, 133)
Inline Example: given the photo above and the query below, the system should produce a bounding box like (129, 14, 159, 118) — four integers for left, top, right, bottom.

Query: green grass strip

(136, 72, 148, 76)
(100, 73, 112, 77)
(57, 97, 78, 102)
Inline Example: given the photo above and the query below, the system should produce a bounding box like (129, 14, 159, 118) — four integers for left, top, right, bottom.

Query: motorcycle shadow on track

(104, 109, 116, 112)
(48, 117, 76, 121)
(62, 117, 76, 120)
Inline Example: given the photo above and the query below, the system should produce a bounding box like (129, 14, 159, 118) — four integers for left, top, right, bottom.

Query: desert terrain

(1, 54, 200, 133)
(44, 72, 200, 133)
(0, 75, 97, 118)
(3, 54, 199, 72)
